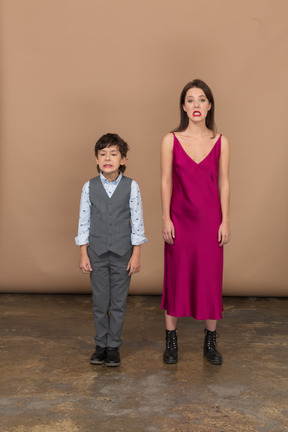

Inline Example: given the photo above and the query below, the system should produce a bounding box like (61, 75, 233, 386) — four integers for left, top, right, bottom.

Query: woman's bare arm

(161, 133, 175, 244)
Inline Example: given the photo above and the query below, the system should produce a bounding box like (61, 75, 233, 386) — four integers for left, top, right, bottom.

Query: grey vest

(89, 175, 132, 256)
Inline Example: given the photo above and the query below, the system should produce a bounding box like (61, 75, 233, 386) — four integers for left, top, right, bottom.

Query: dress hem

(160, 306, 223, 321)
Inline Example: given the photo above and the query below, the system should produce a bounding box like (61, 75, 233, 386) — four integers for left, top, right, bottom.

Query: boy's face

(95, 145, 126, 181)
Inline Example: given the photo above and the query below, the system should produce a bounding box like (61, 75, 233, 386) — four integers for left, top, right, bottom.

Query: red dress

(161, 133, 223, 319)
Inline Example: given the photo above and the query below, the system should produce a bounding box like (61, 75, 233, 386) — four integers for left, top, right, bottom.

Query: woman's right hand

(162, 219, 175, 244)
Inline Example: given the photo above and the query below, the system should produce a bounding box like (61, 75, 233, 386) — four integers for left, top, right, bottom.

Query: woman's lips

(193, 111, 201, 116)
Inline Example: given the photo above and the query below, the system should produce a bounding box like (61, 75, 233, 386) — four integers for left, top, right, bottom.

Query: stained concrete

(0, 294, 287, 432)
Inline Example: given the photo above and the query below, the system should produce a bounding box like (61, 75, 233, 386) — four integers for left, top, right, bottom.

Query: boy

(75, 133, 147, 367)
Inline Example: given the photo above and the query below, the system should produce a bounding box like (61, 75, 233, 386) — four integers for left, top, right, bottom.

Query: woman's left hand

(218, 221, 231, 247)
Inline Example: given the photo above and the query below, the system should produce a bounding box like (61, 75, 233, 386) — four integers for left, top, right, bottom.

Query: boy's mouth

(103, 164, 113, 168)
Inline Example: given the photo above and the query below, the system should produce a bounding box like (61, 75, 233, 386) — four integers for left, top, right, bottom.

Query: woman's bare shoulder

(220, 134, 229, 145)
(162, 132, 174, 149)
(219, 134, 230, 160)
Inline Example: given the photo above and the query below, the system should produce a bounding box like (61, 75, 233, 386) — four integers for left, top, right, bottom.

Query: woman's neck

(185, 121, 210, 137)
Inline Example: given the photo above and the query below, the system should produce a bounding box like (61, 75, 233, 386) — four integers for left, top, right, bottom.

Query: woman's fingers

(163, 230, 174, 244)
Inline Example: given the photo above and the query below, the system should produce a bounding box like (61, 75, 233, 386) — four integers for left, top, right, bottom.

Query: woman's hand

(218, 221, 231, 247)
(162, 219, 175, 244)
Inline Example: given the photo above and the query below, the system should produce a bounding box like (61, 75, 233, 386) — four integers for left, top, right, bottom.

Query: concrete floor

(0, 295, 287, 432)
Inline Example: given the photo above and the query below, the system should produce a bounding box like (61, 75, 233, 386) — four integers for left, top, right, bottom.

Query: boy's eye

(200, 99, 206, 102)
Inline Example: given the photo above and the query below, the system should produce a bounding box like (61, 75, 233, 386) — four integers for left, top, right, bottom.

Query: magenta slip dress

(161, 133, 223, 320)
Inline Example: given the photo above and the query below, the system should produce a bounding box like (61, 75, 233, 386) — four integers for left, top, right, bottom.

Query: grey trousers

(88, 247, 132, 348)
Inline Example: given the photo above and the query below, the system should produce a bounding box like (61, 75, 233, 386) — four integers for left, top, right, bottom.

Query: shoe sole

(90, 360, 105, 365)
(105, 362, 121, 367)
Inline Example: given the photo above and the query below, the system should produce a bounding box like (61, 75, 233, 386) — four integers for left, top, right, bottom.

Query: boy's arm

(75, 181, 91, 246)
(75, 181, 92, 273)
(126, 245, 141, 276)
(128, 181, 147, 276)
(79, 244, 92, 273)
(129, 181, 148, 246)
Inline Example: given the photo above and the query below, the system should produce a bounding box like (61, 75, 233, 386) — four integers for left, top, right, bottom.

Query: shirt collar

(100, 171, 122, 185)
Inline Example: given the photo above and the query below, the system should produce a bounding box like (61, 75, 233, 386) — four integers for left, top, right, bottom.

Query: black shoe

(163, 329, 178, 364)
(105, 347, 121, 367)
(203, 329, 222, 365)
(90, 346, 107, 365)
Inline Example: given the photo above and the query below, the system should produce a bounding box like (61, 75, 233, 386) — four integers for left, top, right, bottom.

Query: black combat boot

(163, 329, 178, 364)
(203, 329, 222, 365)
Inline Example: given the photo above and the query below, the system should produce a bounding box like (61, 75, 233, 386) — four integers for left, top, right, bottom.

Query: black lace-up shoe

(163, 329, 178, 364)
(105, 347, 121, 367)
(204, 329, 222, 365)
(90, 346, 107, 365)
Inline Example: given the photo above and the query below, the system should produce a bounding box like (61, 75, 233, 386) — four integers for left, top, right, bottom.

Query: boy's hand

(126, 245, 141, 276)
(79, 244, 92, 273)
(80, 256, 92, 273)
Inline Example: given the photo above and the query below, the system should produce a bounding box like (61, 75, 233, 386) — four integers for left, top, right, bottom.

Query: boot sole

(207, 359, 222, 365)
(204, 355, 222, 365)
(163, 358, 178, 364)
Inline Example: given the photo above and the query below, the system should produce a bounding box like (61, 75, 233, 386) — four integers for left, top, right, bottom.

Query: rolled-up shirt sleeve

(75, 181, 91, 245)
(130, 180, 148, 245)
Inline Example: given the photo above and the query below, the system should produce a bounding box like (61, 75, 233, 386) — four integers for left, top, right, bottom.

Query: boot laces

(207, 331, 219, 351)
(166, 331, 177, 350)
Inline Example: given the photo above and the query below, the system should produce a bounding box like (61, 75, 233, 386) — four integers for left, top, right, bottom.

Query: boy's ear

(120, 156, 127, 165)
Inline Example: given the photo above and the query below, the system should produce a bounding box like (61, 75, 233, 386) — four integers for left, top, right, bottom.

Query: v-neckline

(174, 133, 221, 165)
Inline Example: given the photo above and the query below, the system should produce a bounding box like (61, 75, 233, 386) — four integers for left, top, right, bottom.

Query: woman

(161, 79, 231, 365)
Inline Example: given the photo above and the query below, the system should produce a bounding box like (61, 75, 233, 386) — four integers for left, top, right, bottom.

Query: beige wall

(0, 0, 287, 295)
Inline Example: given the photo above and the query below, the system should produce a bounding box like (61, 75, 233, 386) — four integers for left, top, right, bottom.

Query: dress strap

(216, 134, 222, 159)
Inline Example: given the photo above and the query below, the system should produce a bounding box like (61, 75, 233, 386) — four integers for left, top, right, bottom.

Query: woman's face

(183, 87, 211, 123)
